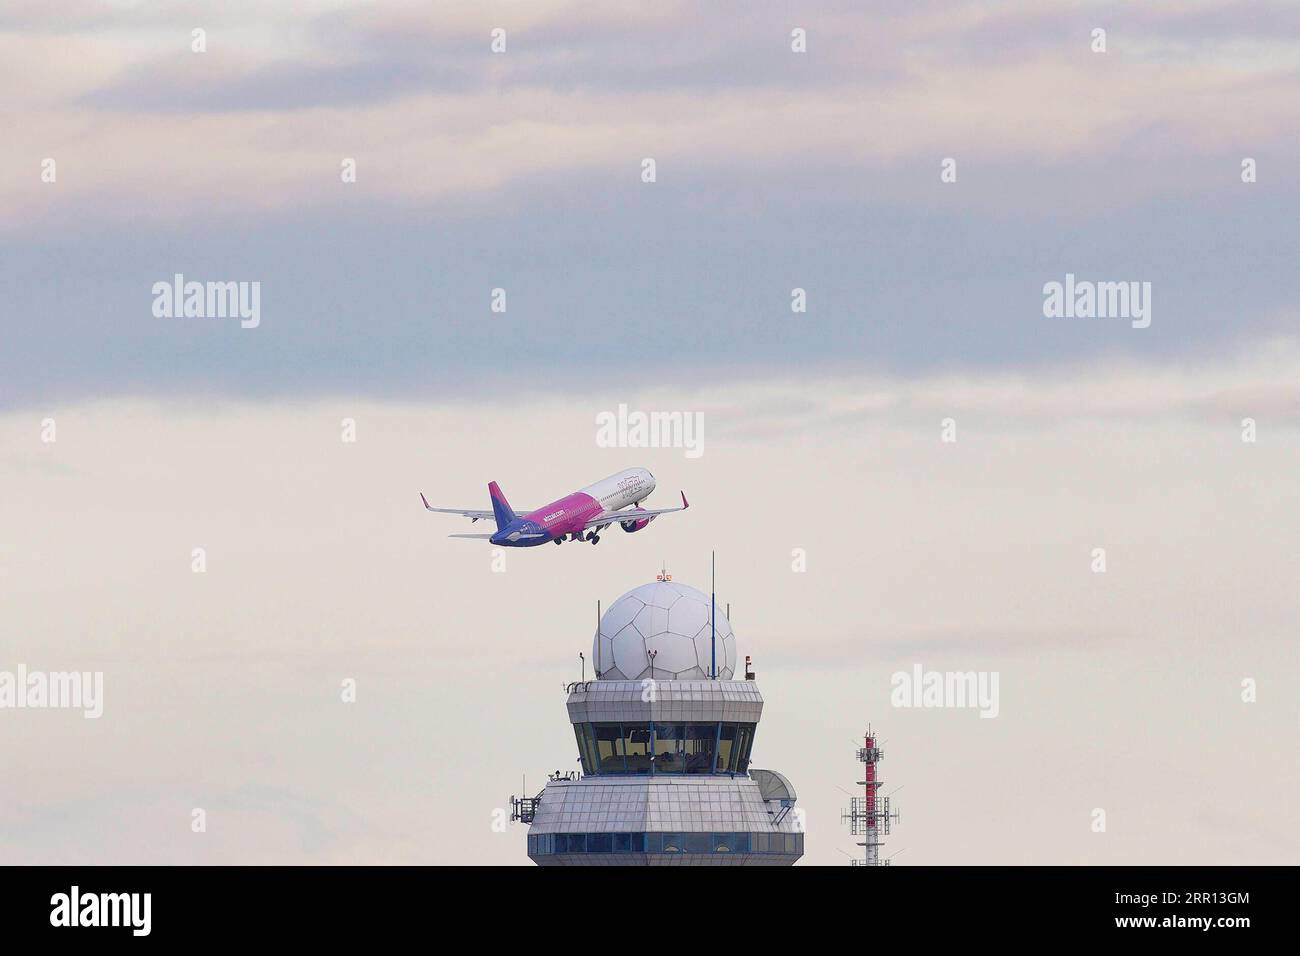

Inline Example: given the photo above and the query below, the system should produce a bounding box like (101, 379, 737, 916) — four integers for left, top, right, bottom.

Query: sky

(1, 0, 1297, 865)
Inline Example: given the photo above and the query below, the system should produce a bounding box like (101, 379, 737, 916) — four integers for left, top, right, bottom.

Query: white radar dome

(593, 580, 736, 681)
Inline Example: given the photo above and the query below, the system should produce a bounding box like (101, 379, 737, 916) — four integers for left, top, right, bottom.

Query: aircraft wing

(420, 493, 532, 522)
(448, 531, 547, 541)
(583, 492, 689, 530)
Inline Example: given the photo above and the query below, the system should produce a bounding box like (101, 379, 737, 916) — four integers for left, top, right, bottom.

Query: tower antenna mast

(710, 550, 717, 679)
(842, 724, 901, 865)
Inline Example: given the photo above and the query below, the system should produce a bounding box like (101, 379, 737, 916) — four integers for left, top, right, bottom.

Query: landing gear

(553, 537, 563, 545)
(589, 534, 600, 545)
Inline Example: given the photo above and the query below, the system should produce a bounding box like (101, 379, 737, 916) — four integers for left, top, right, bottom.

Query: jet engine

(619, 508, 655, 533)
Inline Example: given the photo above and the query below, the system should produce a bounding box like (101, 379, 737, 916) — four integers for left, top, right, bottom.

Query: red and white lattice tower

(842, 725, 899, 866)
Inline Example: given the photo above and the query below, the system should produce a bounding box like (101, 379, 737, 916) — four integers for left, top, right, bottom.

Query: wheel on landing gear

(590, 534, 600, 544)
(553, 537, 563, 545)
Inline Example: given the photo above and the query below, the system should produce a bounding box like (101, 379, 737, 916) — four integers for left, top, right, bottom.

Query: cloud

(693, 336, 1300, 438)
(5, 0, 1300, 226)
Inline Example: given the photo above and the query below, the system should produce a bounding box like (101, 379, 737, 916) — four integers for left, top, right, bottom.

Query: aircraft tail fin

(487, 481, 516, 531)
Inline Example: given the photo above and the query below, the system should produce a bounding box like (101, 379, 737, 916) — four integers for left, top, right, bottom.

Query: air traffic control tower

(512, 575, 804, 865)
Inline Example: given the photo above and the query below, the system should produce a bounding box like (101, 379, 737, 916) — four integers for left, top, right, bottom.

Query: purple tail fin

(488, 481, 515, 530)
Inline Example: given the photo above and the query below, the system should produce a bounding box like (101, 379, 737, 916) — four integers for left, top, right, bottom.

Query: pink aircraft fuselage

(421, 467, 689, 547)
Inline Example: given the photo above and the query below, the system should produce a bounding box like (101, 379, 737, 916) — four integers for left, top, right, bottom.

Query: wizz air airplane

(420, 467, 688, 547)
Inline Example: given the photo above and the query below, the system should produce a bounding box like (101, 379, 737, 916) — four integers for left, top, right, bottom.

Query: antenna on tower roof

(710, 550, 717, 680)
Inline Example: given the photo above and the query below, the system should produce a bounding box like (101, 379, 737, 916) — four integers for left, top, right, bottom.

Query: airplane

(420, 467, 688, 547)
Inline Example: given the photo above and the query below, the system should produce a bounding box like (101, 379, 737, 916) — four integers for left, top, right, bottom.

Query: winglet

(681, 491, 689, 509)
(420, 492, 432, 511)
